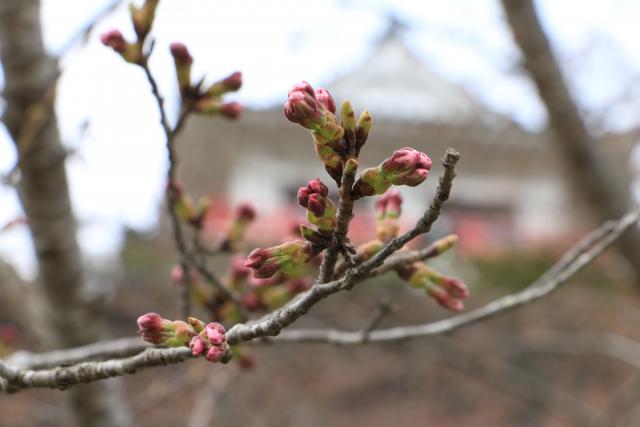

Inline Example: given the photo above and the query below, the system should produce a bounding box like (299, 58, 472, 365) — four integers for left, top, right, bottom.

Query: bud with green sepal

(354, 110, 372, 155)
(297, 179, 336, 232)
(137, 313, 196, 346)
(396, 262, 468, 312)
(353, 148, 431, 198)
(100, 29, 143, 64)
(129, 0, 159, 42)
(205, 71, 243, 98)
(170, 42, 193, 97)
(375, 189, 402, 242)
(244, 240, 320, 279)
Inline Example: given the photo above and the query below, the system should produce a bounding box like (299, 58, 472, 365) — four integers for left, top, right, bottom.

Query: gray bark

(500, 0, 640, 284)
(0, 0, 131, 425)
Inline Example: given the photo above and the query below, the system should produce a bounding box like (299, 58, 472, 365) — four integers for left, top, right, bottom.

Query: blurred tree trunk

(0, 1, 132, 426)
(500, 0, 640, 284)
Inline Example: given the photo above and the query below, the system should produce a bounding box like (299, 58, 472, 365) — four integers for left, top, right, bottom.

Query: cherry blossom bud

(340, 100, 356, 132)
(100, 29, 126, 53)
(129, 0, 159, 41)
(189, 335, 206, 356)
(188, 317, 205, 334)
(236, 203, 256, 222)
(205, 322, 226, 346)
(352, 167, 391, 198)
(355, 110, 372, 154)
(284, 82, 344, 143)
(245, 241, 316, 279)
(375, 189, 402, 219)
(220, 102, 243, 120)
(206, 345, 225, 362)
(381, 147, 431, 187)
(428, 287, 464, 312)
(170, 42, 193, 94)
(137, 312, 171, 345)
(284, 82, 323, 127)
(315, 88, 336, 114)
(206, 71, 243, 97)
(101, 29, 142, 64)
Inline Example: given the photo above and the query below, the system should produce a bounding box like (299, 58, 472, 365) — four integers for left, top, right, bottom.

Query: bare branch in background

(0, 0, 131, 424)
(499, 0, 640, 284)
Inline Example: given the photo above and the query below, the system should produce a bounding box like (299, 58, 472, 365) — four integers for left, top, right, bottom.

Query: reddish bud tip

(220, 102, 243, 119)
(222, 71, 243, 92)
(307, 193, 326, 217)
(236, 203, 256, 222)
(169, 42, 193, 65)
(137, 312, 167, 344)
(206, 345, 225, 362)
(100, 29, 126, 53)
(315, 88, 336, 114)
(189, 335, 206, 356)
(205, 322, 226, 346)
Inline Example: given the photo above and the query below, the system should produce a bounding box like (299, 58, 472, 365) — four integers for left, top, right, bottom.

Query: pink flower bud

(284, 82, 324, 127)
(381, 148, 432, 187)
(307, 178, 329, 197)
(297, 179, 329, 208)
(100, 29, 126, 53)
(244, 248, 272, 269)
(205, 323, 226, 346)
(376, 189, 402, 218)
(189, 335, 206, 356)
(236, 203, 256, 222)
(439, 277, 469, 299)
(169, 42, 193, 65)
(307, 193, 326, 217)
(288, 81, 315, 98)
(315, 88, 336, 114)
(220, 102, 243, 120)
(206, 345, 225, 362)
(137, 312, 170, 344)
(428, 287, 464, 312)
(221, 71, 242, 92)
(297, 187, 311, 207)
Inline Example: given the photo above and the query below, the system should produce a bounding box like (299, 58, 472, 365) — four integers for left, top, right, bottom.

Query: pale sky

(1, 0, 639, 278)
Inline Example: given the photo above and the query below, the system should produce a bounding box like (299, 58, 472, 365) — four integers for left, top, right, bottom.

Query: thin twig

(318, 160, 357, 282)
(271, 209, 640, 344)
(140, 55, 242, 318)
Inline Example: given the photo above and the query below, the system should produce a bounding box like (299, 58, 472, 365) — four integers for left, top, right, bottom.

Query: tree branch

(1, 208, 636, 390)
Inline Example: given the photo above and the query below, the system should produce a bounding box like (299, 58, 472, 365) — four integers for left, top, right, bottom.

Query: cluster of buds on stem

(169, 43, 244, 119)
(396, 262, 469, 311)
(297, 179, 336, 233)
(186, 318, 230, 363)
(353, 148, 432, 198)
(284, 82, 345, 182)
(375, 189, 402, 242)
(244, 240, 319, 279)
(136, 313, 230, 362)
(101, 4, 243, 120)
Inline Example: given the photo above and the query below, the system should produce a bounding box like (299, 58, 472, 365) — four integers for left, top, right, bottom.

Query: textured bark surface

(0, 0, 131, 425)
(500, 0, 640, 283)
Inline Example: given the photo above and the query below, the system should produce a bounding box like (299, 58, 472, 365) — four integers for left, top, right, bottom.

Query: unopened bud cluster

(101, 0, 243, 120)
(396, 262, 469, 311)
(137, 313, 229, 362)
